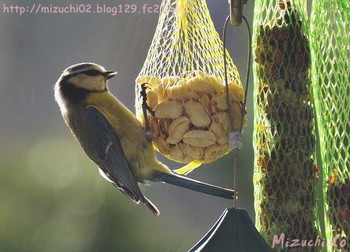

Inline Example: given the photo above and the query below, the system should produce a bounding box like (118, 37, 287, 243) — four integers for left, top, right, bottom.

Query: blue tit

(54, 62, 234, 215)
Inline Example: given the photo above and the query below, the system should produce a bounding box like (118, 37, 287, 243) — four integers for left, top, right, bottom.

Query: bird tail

(151, 172, 235, 200)
(143, 197, 160, 216)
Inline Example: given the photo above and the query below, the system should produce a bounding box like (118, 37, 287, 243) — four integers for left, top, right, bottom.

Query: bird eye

(83, 70, 101, 76)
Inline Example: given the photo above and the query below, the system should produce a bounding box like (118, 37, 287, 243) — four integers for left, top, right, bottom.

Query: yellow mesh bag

(135, 0, 244, 171)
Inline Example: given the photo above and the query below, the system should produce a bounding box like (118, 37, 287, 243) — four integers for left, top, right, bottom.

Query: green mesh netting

(310, 0, 350, 250)
(134, 0, 245, 172)
(252, 0, 320, 247)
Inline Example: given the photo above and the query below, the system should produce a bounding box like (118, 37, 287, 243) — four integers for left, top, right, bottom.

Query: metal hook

(229, 0, 248, 26)
(222, 13, 251, 149)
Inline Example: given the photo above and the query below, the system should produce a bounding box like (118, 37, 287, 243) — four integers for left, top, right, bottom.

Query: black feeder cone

(188, 208, 272, 252)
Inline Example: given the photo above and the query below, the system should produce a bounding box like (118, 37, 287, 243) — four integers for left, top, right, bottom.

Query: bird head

(55, 62, 117, 105)
(60, 62, 117, 92)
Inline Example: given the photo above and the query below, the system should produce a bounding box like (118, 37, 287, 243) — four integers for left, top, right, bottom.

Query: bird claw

(140, 83, 155, 117)
(140, 83, 155, 142)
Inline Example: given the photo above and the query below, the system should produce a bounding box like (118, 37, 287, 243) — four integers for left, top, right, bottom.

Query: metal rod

(239, 15, 252, 133)
(222, 13, 252, 208)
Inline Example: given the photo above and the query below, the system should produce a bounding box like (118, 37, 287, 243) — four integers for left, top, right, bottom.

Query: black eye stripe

(82, 70, 102, 76)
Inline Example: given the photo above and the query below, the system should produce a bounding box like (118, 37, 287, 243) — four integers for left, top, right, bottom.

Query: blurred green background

(0, 0, 256, 251)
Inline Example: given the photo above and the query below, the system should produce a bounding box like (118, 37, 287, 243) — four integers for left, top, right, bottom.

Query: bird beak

(104, 71, 118, 79)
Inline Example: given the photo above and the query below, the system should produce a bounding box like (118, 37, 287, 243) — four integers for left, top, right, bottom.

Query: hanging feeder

(135, 0, 246, 174)
(310, 0, 350, 250)
(252, 0, 320, 247)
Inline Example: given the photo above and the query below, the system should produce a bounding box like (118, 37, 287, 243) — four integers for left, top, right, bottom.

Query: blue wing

(84, 106, 159, 215)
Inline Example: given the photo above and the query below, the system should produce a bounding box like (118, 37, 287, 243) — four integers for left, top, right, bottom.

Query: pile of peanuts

(254, 1, 318, 243)
(135, 70, 244, 164)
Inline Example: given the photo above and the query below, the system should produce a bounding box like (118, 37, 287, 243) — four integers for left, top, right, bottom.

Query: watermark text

(272, 233, 348, 250)
(3, 3, 164, 16)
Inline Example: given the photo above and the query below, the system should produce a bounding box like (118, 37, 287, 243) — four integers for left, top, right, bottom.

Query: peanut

(161, 76, 181, 88)
(198, 94, 212, 113)
(186, 76, 212, 94)
(212, 112, 230, 132)
(146, 89, 158, 110)
(167, 80, 199, 101)
(206, 75, 224, 95)
(231, 101, 243, 131)
(167, 116, 190, 144)
(210, 122, 228, 145)
(228, 81, 244, 102)
(149, 116, 161, 139)
(179, 143, 203, 160)
(183, 130, 216, 147)
(217, 135, 229, 145)
(184, 101, 211, 127)
(211, 93, 228, 111)
(156, 76, 180, 101)
(170, 145, 184, 161)
(204, 144, 229, 161)
(155, 101, 183, 119)
(155, 134, 171, 155)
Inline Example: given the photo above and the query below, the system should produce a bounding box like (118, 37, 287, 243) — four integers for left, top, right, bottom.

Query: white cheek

(70, 75, 106, 91)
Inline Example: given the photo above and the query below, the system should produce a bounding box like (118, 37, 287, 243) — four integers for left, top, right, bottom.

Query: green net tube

(310, 1, 350, 251)
(252, 0, 320, 248)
